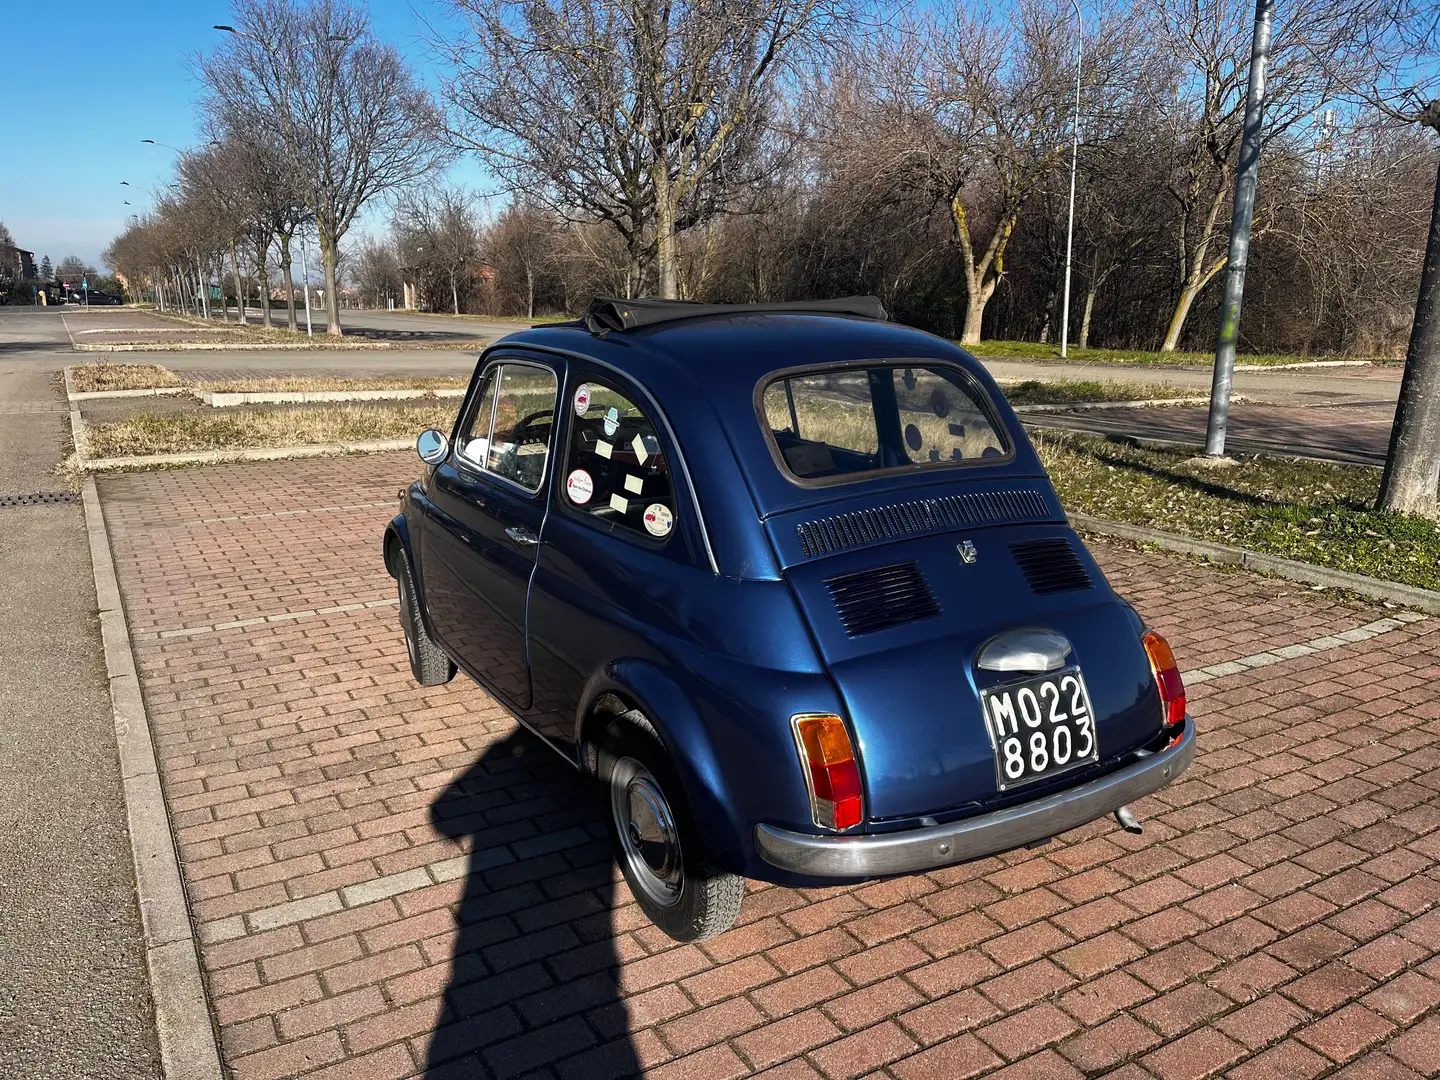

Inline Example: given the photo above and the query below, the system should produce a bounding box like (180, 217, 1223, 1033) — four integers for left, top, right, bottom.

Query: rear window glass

(762, 364, 1009, 481)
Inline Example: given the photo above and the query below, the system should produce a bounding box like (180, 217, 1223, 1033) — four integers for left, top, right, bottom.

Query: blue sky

(0, 0, 486, 271)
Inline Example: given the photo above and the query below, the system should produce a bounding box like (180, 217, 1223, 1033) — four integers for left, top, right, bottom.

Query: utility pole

(1059, 0, 1083, 360)
(300, 231, 314, 336)
(1204, 0, 1274, 458)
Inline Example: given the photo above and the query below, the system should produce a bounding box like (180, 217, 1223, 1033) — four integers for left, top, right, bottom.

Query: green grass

(966, 339, 1395, 367)
(999, 380, 1201, 406)
(84, 404, 457, 457)
(1034, 429, 1440, 590)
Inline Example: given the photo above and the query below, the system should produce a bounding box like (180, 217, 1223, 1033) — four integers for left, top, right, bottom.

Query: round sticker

(643, 503, 674, 537)
(573, 384, 591, 416)
(566, 469, 594, 505)
(602, 406, 619, 438)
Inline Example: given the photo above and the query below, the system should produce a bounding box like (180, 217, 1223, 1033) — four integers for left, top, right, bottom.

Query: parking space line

(151, 597, 398, 640)
(1184, 612, 1427, 683)
(180, 500, 396, 527)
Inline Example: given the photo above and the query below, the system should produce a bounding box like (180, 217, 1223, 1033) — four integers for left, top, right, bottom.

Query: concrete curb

(74, 341, 400, 352)
(1011, 396, 1215, 414)
(69, 387, 188, 402)
(1070, 511, 1440, 614)
(81, 477, 225, 1080)
(1020, 418, 1383, 470)
(1233, 359, 1374, 371)
(79, 439, 414, 472)
(195, 387, 466, 406)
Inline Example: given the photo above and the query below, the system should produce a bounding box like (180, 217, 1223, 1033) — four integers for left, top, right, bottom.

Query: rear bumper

(754, 717, 1196, 878)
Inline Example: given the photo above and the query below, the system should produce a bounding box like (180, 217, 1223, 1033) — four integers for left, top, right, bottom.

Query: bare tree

(438, 0, 836, 299)
(392, 186, 481, 314)
(485, 199, 560, 318)
(203, 0, 447, 335)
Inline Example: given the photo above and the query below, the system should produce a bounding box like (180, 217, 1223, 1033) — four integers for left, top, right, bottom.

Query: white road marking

(151, 597, 398, 640)
(1183, 612, 1427, 684)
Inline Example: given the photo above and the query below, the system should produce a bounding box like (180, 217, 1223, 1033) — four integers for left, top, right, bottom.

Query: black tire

(595, 711, 744, 941)
(396, 552, 456, 687)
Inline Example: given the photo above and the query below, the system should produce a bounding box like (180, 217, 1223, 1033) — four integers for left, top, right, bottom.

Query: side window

(561, 380, 676, 541)
(454, 368, 498, 470)
(486, 364, 558, 491)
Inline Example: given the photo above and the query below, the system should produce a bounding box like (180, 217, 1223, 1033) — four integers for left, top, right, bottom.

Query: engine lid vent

(825, 561, 941, 636)
(796, 488, 1052, 558)
(1010, 537, 1092, 595)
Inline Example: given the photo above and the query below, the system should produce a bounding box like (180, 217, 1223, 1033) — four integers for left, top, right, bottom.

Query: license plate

(980, 666, 1098, 791)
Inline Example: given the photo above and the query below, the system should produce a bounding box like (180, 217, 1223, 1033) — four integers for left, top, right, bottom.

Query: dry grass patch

(202, 376, 469, 393)
(84, 403, 457, 458)
(1000, 380, 1203, 406)
(70, 363, 178, 392)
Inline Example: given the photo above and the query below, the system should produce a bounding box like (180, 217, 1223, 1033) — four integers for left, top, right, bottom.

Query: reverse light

(1143, 630, 1186, 730)
(792, 713, 864, 832)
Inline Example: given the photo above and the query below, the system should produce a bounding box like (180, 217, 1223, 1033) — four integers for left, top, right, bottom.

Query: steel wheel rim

(610, 756, 684, 909)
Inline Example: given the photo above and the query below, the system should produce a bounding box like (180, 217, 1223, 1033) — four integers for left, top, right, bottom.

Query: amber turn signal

(792, 713, 864, 832)
(1142, 630, 1186, 730)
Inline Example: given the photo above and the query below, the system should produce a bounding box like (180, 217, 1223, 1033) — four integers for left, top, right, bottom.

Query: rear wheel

(395, 552, 455, 687)
(596, 712, 743, 941)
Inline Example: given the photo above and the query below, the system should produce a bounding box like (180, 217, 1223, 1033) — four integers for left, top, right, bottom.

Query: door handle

(505, 526, 539, 547)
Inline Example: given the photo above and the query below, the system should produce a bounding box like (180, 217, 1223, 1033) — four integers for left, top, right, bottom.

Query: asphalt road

(0, 307, 160, 1079)
(235, 304, 525, 341)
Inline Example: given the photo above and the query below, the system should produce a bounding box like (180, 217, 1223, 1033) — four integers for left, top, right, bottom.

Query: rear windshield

(761, 363, 1010, 482)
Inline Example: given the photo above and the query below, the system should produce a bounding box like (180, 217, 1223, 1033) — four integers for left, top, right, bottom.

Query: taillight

(1143, 630, 1186, 730)
(792, 713, 864, 831)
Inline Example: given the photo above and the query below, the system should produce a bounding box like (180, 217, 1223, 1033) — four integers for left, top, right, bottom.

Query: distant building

(0, 245, 36, 280)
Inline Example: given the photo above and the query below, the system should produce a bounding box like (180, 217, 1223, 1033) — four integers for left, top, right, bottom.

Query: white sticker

(643, 503, 674, 537)
(632, 433, 649, 465)
(603, 406, 619, 438)
(609, 493, 629, 514)
(565, 469, 594, 505)
(595, 440, 613, 459)
(573, 383, 591, 416)
(624, 474, 643, 495)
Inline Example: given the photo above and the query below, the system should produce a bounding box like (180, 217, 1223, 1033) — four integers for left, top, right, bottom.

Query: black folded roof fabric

(584, 295, 888, 334)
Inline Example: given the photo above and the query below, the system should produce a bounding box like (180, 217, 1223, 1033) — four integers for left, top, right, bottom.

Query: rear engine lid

(782, 524, 1162, 821)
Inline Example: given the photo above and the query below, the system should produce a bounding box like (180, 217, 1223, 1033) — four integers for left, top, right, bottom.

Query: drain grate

(0, 491, 82, 508)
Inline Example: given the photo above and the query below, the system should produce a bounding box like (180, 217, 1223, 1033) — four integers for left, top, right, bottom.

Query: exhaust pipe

(1114, 805, 1143, 834)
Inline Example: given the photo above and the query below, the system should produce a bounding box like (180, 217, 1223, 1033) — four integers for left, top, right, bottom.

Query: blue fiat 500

(384, 297, 1196, 941)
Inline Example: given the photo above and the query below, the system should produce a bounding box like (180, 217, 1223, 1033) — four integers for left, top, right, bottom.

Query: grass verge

(1000, 380, 1201, 406)
(201, 376, 469, 393)
(70, 363, 178, 392)
(83, 404, 456, 458)
(1034, 429, 1440, 591)
(968, 339, 1394, 367)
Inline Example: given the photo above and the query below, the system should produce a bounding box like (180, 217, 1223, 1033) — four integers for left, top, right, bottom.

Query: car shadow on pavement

(423, 727, 643, 1080)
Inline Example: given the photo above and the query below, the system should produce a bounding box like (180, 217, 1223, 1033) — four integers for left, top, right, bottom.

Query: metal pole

(1204, 0, 1274, 457)
(1059, 0, 1082, 359)
(300, 233, 314, 337)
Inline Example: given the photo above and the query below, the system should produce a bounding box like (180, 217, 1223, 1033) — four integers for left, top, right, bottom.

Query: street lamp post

(1059, 0, 1083, 360)
(299, 232, 315, 336)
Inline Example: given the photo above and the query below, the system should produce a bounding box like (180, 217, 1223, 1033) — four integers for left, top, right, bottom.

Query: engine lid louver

(825, 561, 941, 636)
(1010, 537, 1092, 595)
(796, 488, 1051, 558)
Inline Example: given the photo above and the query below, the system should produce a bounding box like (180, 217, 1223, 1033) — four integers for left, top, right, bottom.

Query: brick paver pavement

(98, 453, 1440, 1080)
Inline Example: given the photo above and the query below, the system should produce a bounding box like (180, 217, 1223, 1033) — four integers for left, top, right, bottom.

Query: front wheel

(396, 552, 455, 687)
(596, 713, 743, 941)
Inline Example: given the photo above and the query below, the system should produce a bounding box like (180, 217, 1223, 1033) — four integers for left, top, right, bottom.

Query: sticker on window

(609, 493, 628, 514)
(573, 384, 591, 416)
(643, 504, 673, 537)
(595, 440, 613, 459)
(603, 407, 619, 438)
(566, 469, 594, 505)
(624, 474, 643, 494)
(632, 434, 649, 465)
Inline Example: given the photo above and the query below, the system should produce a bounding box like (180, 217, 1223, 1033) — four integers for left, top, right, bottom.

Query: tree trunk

(526, 266, 535, 320)
(1161, 278, 1206, 351)
(451, 270, 460, 315)
(1079, 281, 1097, 350)
(960, 280, 996, 345)
(230, 242, 243, 324)
(278, 234, 298, 331)
(1161, 183, 1230, 350)
(320, 237, 343, 336)
(655, 169, 678, 299)
(257, 262, 273, 328)
(1377, 159, 1440, 517)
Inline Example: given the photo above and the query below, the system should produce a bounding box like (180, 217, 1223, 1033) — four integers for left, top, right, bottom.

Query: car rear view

(750, 356, 1195, 875)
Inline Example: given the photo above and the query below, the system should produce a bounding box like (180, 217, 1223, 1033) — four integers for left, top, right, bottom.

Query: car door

(421, 356, 561, 709)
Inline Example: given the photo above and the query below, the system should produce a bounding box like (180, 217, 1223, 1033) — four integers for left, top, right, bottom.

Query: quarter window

(453, 362, 558, 493)
(561, 381, 676, 540)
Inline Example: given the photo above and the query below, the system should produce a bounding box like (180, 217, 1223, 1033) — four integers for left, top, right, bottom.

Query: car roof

(490, 312, 1049, 571)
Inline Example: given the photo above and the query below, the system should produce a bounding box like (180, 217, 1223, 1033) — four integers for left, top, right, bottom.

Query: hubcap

(610, 757, 683, 908)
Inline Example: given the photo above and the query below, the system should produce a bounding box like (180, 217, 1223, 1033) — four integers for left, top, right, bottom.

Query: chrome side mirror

(416, 428, 449, 465)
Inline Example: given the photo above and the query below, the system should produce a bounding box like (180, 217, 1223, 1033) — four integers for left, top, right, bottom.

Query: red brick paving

(97, 452, 1440, 1078)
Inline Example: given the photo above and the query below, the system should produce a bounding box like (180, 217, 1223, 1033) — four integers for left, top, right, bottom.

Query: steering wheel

(510, 409, 554, 444)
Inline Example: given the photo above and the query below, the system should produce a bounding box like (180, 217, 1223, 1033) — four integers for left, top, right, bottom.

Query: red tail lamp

(792, 713, 864, 831)
(1143, 630, 1186, 730)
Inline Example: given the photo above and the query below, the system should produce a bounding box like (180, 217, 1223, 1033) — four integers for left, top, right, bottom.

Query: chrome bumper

(755, 717, 1196, 878)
